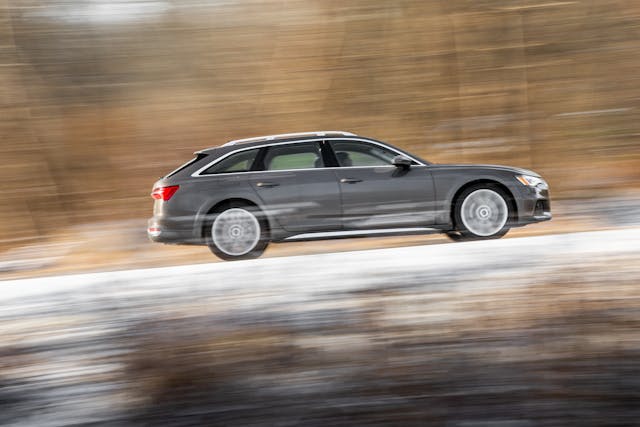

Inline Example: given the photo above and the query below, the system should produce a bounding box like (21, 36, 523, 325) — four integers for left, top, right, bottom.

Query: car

(148, 131, 551, 260)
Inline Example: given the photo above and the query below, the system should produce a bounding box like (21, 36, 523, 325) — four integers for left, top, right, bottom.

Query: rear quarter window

(201, 148, 260, 175)
(165, 153, 208, 178)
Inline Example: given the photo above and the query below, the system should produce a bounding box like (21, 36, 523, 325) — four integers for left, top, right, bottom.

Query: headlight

(516, 175, 548, 189)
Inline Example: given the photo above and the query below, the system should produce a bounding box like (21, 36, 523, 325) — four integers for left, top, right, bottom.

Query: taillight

(151, 185, 179, 201)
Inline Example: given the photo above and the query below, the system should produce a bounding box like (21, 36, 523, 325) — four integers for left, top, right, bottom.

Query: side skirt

(279, 227, 442, 242)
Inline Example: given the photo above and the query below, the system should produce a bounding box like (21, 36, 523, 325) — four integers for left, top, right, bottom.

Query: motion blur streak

(1, 229, 640, 425)
(1, 0, 639, 246)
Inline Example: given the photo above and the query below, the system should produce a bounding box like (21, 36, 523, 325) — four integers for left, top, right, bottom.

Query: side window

(330, 140, 399, 167)
(201, 149, 259, 174)
(165, 153, 208, 178)
(264, 142, 324, 171)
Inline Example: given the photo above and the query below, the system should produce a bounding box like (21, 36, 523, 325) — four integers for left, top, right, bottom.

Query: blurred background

(2, 2, 640, 425)
(1, 0, 639, 258)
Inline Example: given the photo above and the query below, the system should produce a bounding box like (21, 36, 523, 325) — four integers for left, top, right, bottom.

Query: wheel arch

(449, 179, 518, 227)
(196, 197, 273, 240)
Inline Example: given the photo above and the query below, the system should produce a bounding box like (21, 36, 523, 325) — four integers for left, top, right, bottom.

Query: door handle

(340, 178, 362, 184)
(256, 182, 280, 188)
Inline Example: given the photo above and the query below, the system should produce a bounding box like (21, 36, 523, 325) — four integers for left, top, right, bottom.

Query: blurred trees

(1, 0, 639, 245)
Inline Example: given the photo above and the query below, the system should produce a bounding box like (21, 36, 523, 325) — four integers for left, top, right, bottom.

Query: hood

(429, 163, 540, 177)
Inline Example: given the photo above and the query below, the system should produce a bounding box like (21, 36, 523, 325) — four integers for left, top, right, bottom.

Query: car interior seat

(336, 151, 353, 167)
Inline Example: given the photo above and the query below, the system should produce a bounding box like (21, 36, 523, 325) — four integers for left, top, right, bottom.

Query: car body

(148, 131, 551, 260)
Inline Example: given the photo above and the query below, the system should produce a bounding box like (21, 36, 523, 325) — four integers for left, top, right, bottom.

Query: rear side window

(201, 149, 259, 175)
(263, 142, 324, 171)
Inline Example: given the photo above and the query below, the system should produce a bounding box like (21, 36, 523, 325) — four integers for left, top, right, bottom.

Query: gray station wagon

(148, 131, 551, 260)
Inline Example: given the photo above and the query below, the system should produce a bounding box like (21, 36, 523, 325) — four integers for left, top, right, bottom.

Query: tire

(447, 184, 511, 242)
(206, 202, 270, 260)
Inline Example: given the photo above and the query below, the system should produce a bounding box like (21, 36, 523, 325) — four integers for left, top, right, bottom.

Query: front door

(328, 140, 436, 229)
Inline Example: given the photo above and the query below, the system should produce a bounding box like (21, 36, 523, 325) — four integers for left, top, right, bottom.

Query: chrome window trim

(164, 154, 204, 178)
(191, 137, 426, 177)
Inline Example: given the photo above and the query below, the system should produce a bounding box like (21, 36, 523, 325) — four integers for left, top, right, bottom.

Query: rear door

(328, 139, 436, 229)
(248, 141, 342, 232)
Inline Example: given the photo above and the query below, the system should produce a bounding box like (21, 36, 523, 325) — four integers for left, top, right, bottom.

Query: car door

(328, 139, 436, 229)
(247, 141, 342, 232)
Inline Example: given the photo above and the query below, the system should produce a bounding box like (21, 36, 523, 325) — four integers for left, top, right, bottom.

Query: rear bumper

(147, 216, 203, 245)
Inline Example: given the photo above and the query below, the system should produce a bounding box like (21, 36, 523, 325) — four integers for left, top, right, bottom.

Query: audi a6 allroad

(148, 131, 551, 260)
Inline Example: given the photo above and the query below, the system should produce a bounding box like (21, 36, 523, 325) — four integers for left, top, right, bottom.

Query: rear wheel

(206, 203, 269, 260)
(447, 184, 511, 242)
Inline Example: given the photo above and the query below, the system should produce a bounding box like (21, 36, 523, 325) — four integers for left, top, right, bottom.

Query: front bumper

(515, 186, 552, 225)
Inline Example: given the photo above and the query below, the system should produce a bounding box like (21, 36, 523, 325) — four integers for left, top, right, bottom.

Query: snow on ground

(1, 228, 639, 426)
(3, 227, 639, 298)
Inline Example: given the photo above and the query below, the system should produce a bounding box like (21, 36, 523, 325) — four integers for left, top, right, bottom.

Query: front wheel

(446, 184, 511, 242)
(206, 204, 269, 260)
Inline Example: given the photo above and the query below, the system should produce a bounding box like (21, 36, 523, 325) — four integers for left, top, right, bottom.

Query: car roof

(193, 131, 430, 165)
(195, 131, 358, 155)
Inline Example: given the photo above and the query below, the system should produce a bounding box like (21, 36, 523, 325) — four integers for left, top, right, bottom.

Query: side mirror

(392, 155, 412, 169)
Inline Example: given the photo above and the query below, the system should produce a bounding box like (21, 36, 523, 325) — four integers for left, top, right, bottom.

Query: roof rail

(222, 131, 356, 147)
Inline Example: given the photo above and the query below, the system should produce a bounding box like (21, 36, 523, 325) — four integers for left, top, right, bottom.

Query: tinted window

(264, 143, 324, 171)
(330, 140, 399, 167)
(202, 149, 259, 174)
